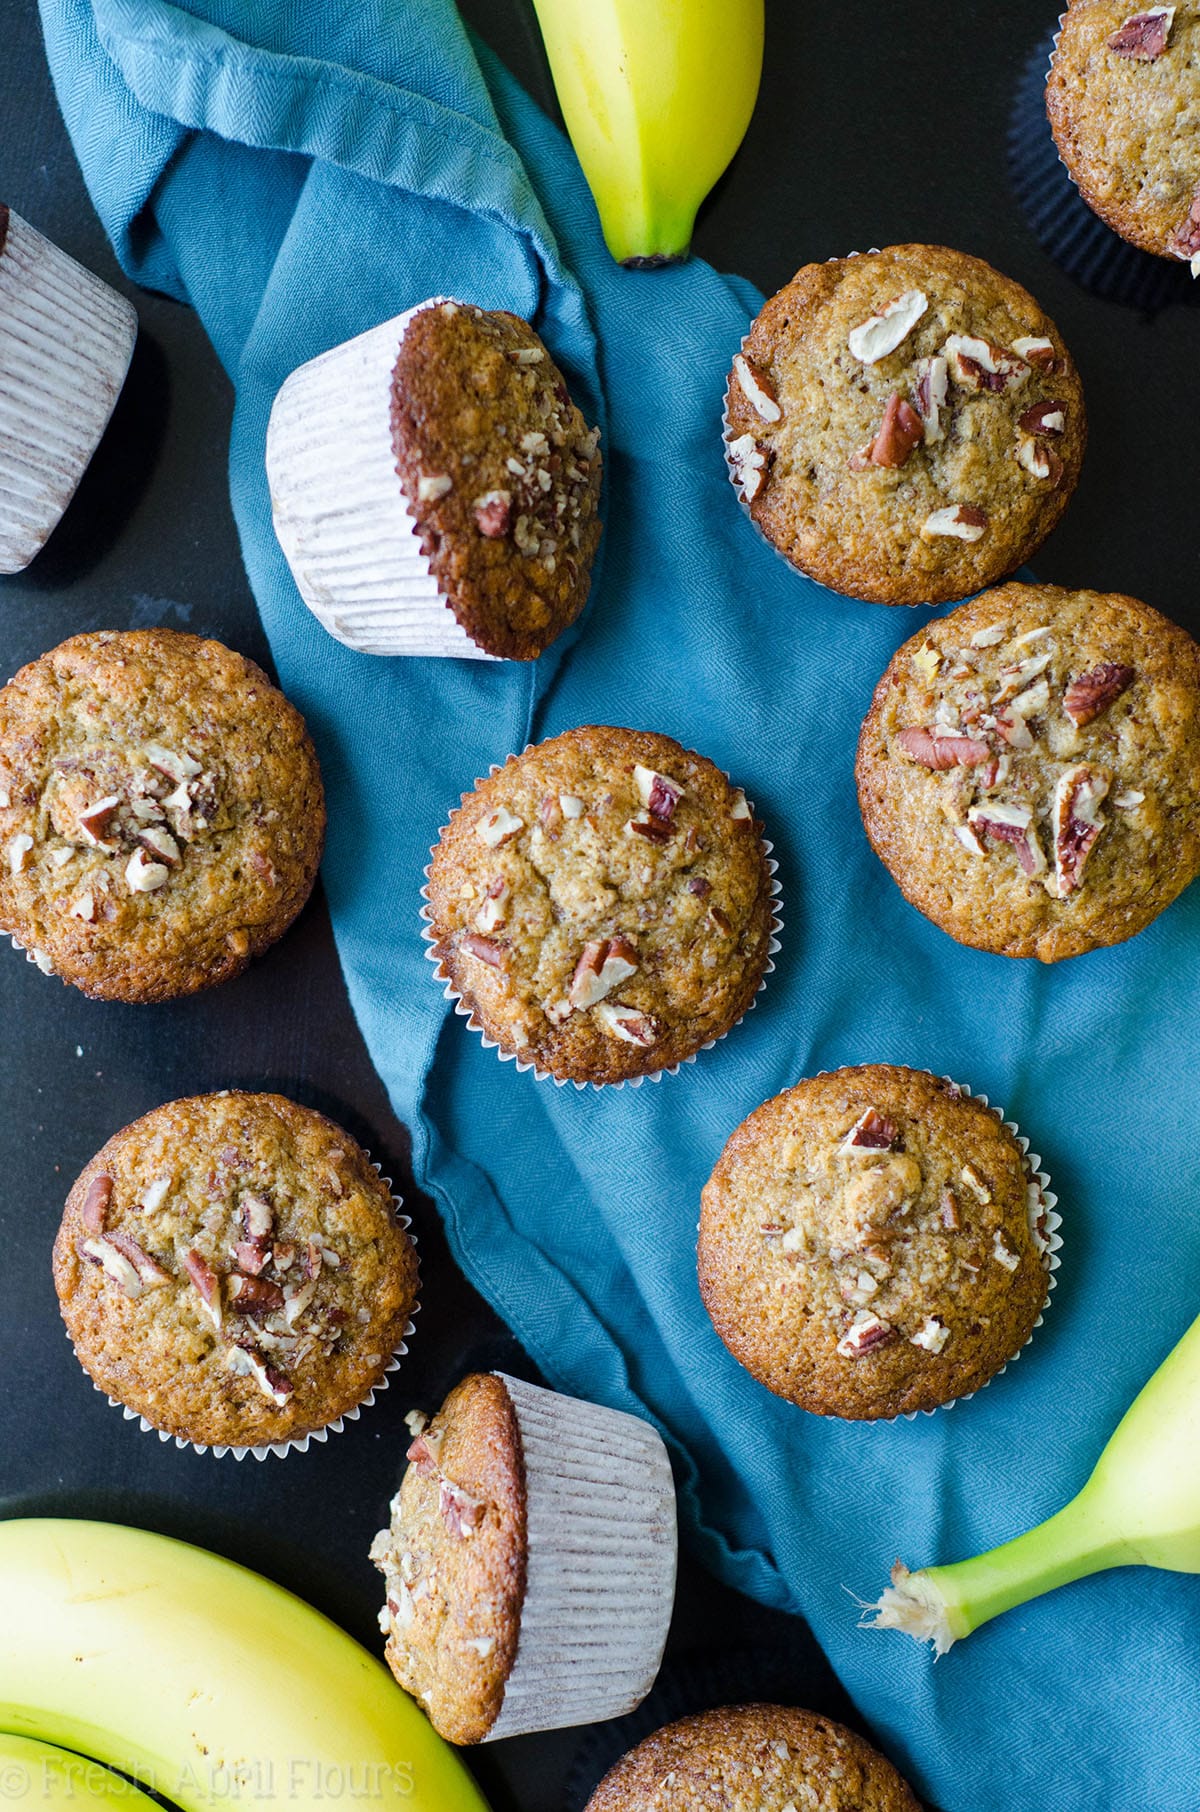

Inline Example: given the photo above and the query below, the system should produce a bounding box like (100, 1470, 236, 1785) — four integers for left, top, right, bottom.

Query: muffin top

(370, 1373, 527, 1744)
(698, 1067, 1052, 1420)
(0, 630, 325, 1001)
(855, 582, 1200, 961)
(53, 1092, 418, 1449)
(1048, 3, 1200, 267)
(724, 244, 1085, 606)
(425, 726, 777, 1084)
(391, 301, 603, 660)
(584, 1705, 921, 1812)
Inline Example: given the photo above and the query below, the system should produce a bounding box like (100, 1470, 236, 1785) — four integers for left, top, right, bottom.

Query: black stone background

(1, 2, 1197, 1808)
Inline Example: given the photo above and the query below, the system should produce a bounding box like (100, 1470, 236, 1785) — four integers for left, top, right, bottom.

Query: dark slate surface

(1, 2, 1196, 1807)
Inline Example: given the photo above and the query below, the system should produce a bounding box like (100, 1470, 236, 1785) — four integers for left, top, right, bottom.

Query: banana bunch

(0, 1519, 490, 1810)
(0, 1734, 160, 1808)
(528, 0, 765, 266)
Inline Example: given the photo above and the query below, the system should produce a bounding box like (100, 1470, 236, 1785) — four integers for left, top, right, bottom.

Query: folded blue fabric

(38, 3, 1200, 1804)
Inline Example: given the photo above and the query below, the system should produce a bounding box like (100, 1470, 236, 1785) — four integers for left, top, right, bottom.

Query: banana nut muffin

(371, 1371, 676, 1744)
(584, 1704, 921, 1812)
(855, 582, 1200, 961)
(724, 244, 1085, 605)
(698, 1067, 1054, 1421)
(0, 630, 325, 1000)
(267, 299, 603, 661)
(53, 1093, 418, 1449)
(1048, 3, 1200, 270)
(424, 725, 777, 1084)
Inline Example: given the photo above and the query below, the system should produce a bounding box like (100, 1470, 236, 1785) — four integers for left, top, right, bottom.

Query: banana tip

(619, 251, 691, 271)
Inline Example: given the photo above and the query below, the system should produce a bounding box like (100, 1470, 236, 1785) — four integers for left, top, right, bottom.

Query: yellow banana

(0, 1734, 160, 1808)
(867, 1305, 1200, 1652)
(0, 1520, 490, 1810)
(528, 0, 765, 266)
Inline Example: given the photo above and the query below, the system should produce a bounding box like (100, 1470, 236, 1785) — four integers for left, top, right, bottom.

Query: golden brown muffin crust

(855, 583, 1200, 961)
(1048, 2, 1200, 264)
(698, 1067, 1051, 1421)
(370, 1374, 527, 1744)
(584, 1704, 922, 1811)
(391, 302, 603, 660)
(0, 630, 325, 1000)
(426, 726, 777, 1084)
(53, 1092, 418, 1447)
(724, 245, 1085, 606)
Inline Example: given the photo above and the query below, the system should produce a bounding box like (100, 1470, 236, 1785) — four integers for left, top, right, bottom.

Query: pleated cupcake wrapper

(484, 1372, 677, 1742)
(0, 208, 137, 574)
(77, 1162, 418, 1461)
(839, 1072, 1062, 1426)
(266, 298, 499, 661)
(420, 751, 783, 1090)
(1006, 17, 1200, 310)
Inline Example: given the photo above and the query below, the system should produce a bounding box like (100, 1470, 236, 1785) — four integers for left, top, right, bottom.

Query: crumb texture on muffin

(0, 630, 325, 1000)
(371, 1373, 526, 1744)
(53, 1092, 418, 1448)
(1048, 2, 1200, 265)
(698, 1066, 1051, 1420)
(391, 302, 603, 659)
(855, 583, 1200, 960)
(724, 244, 1085, 605)
(426, 725, 776, 1083)
(584, 1704, 922, 1811)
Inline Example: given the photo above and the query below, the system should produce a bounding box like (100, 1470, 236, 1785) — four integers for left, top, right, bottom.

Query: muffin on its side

(1048, 3, 1200, 270)
(424, 726, 778, 1084)
(0, 205, 137, 574)
(855, 582, 1200, 961)
(370, 1372, 676, 1744)
(53, 1092, 418, 1451)
(0, 629, 325, 1000)
(584, 1704, 921, 1812)
(267, 299, 603, 661)
(724, 243, 1085, 605)
(698, 1067, 1054, 1421)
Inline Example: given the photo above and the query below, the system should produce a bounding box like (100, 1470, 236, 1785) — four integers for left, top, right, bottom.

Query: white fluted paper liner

(0, 208, 137, 574)
(483, 1373, 677, 1741)
(854, 1074, 1061, 1425)
(266, 299, 499, 660)
(420, 750, 783, 1090)
(78, 1161, 418, 1461)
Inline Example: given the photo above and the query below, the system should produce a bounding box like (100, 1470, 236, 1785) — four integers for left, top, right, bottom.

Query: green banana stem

(866, 1305, 1200, 1653)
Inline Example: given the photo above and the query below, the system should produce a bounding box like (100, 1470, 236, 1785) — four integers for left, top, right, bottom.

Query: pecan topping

(634, 765, 683, 820)
(81, 1174, 113, 1236)
(914, 355, 948, 444)
(896, 726, 992, 770)
(474, 806, 523, 848)
(7, 833, 33, 875)
(460, 932, 506, 968)
(1018, 400, 1066, 436)
(77, 795, 121, 847)
(943, 334, 1028, 392)
(967, 802, 1046, 877)
(836, 1311, 895, 1358)
(1011, 336, 1059, 371)
(417, 473, 453, 503)
(1052, 763, 1111, 898)
(940, 1189, 961, 1230)
(847, 289, 928, 364)
(728, 433, 772, 503)
(184, 1250, 222, 1326)
(1063, 662, 1135, 727)
(687, 875, 712, 897)
(568, 936, 639, 1010)
(842, 1108, 899, 1152)
(594, 1002, 659, 1046)
(228, 1340, 292, 1406)
(136, 825, 180, 867)
(921, 503, 988, 542)
(105, 1232, 171, 1288)
(1107, 6, 1175, 58)
(1017, 436, 1064, 485)
(732, 353, 782, 422)
(473, 490, 512, 537)
(233, 1240, 269, 1276)
(125, 848, 169, 893)
(910, 1317, 950, 1354)
(992, 1232, 1021, 1273)
(854, 391, 924, 470)
(227, 1273, 286, 1319)
(1167, 191, 1200, 272)
(439, 1478, 486, 1540)
(627, 812, 672, 843)
(406, 1431, 443, 1477)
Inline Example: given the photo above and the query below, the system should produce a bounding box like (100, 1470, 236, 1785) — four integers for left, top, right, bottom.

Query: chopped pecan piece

(687, 875, 712, 897)
(1167, 191, 1200, 273)
(233, 1240, 269, 1276)
(460, 932, 506, 968)
(77, 795, 121, 847)
(842, 1108, 899, 1152)
(1063, 662, 1135, 727)
(227, 1273, 286, 1319)
(1107, 7, 1175, 58)
(594, 1002, 659, 1046)
(474, 806, 523, 848)
(854, 391, 924, 470)
(914, 355, 948, 444)
(732, 352, 782, 422)
(184, 1250, 222, 1327)
(1017, 436, 1064, 485)
(967, 802, 1046, 877)
(105, 1232, 171, 1289)
(728, 433, 772, 503)
(847, 289, 928, 364)
(634, 765, 684, 820)
(125, 848, 169, 893)
(627, 812, 672, 843)
(943, 335, 1027, 393)
(473, 490, 512, 537)
(137, 825, 180, 867)
(1052, 763, 1111, 898)
(439, 1477, 486, 1539)
(940, 1189, 961, 1230)
(1018, 400, 1067, 436)
(1012, 336, 1059, 371)
(568, 937, 639, 1010)
(921, 504, 988, 542)
(406, 1430, 444, 1477)
(992, 1232, 1021, 1273)
(896, 726, 992, 770)
(910, 1317, 950, 1354)
(227, 1340, 292, 1406)
(7, 833, 34, 875)
(81, 1174, 113, 1235)
(836, 1311, 895, 1358)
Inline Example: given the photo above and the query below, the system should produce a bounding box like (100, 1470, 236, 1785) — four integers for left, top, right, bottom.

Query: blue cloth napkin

(38, 3, 1200, 1805)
